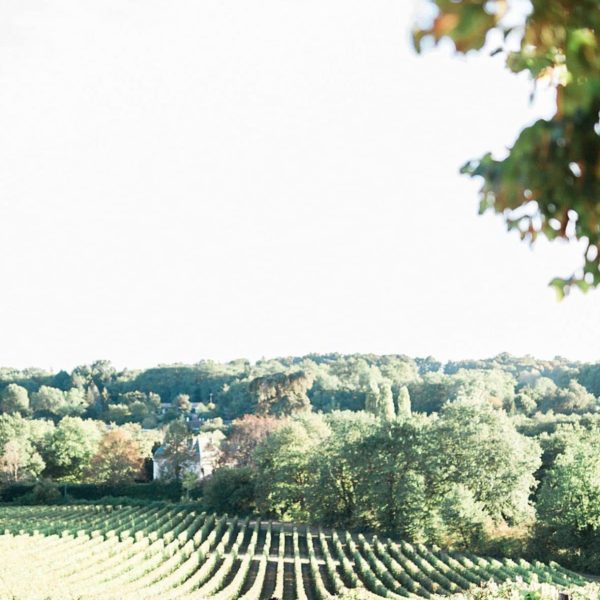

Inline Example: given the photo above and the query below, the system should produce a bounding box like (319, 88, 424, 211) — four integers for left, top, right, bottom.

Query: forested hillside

(2, 353, 600, 424)
(1, 353, 599, 576)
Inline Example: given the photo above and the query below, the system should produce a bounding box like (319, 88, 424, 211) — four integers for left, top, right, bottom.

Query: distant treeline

(1, 353, 599, 426)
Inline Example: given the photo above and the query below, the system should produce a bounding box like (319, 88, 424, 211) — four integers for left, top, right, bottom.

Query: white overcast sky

(1, 0, 599, 371)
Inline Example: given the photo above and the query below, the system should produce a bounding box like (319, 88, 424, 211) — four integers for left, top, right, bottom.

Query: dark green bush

(202, 467, 257, 516)
(1, 480, 182, 504)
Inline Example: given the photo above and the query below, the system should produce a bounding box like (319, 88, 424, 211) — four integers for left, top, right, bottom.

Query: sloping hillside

(0, 503, 589, 599)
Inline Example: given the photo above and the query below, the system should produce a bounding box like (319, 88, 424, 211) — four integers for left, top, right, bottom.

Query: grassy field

(0, 503, 590, 599)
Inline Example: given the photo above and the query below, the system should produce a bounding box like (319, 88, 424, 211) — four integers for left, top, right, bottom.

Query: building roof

(153, 445, 167, 458)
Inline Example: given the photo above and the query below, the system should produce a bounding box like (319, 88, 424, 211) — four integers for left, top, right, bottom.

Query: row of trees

(209, 404, 600, 574)
(0, 414, 161, 485)
(214, 405, 538, 537)
(1, 353, 600, 426)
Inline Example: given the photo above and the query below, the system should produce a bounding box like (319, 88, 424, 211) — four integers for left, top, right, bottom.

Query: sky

(1, 0, 599, 372)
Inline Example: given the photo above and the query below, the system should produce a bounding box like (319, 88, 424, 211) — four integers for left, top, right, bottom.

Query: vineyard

(0, 503, 589, 600)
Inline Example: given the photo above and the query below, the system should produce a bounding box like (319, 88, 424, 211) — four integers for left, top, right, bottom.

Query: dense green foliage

(216, 405, 600, 574)
(536, 427, 600, 572)
(202, 467, 257, 516)
(0, 503, 592, 600)
(1, 353, 600, 424)
(0, 480, 182, 503)
(1, 353, 600, 573)
(415, 0, 600, 295)
(0, 413, 160, 486)
(253, 406, 540, 540)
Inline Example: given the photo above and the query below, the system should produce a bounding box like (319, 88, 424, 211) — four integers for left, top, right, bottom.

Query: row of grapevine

(293, 526, 310, 600)
(0, 504, 590, 600)
(238, 522, 272, 600)
(306, 527, 337, 599)
(272, 529, 286, 599)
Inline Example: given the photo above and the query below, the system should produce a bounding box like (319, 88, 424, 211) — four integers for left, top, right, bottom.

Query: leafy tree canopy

(250, 371, 313, 416)
(0, 384, 29, 415)
(44, 417, 103, 482)
(536, 428, 600, 571)
(87, 429, 145, 485)
(160, 420, 197, 481)
(415, 0, 600, 296)
(202, 467, 257, 516)
(219, 414, 284, 468)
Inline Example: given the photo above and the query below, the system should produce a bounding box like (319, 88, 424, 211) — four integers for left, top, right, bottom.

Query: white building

(152, 433, 221, 481)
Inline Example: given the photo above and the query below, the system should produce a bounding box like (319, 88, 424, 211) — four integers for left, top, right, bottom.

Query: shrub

(202, 467, 256, 515)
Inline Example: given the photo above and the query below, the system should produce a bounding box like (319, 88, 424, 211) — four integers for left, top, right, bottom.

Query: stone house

(152, 433, 221, 481)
